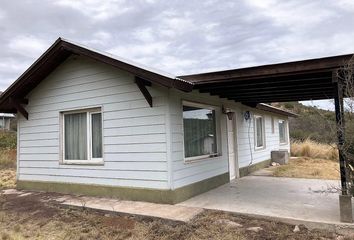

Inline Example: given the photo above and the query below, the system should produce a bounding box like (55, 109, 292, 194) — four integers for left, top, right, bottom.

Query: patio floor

(179, 176, 354, 226)
(2, 189, 203, 222)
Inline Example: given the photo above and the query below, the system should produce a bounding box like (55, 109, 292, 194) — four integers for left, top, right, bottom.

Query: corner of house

(165, 88, 174, 190)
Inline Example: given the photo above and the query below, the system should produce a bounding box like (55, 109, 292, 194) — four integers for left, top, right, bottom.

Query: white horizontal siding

(19, 161, 167, 171)
(20, 139, 58, 147)
(19, 168, 167, 181)
(29, 83, 139, 107)
(169, 88, 290, 189)
(168, 89, 229, 189)
(236, 113, 290, 168)
(28, 92, 149, 113)
(18, 54, 291, 192)
(18, 56, 169, 190)
(19, 152, 167, 162)
(27, 97, 166, 121)
(104, 125, 166, 137)
(105, 143, 166, 153)
(104, 115, 165, 128)
(18, 174, 167, 189)
(104, 134, 166, 145)
(20, 154, 59, 161)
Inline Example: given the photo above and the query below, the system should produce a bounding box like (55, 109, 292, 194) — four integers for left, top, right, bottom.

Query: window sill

(184, 154, 221, 164)
(254, 146, 266, 151)
(61, 160, 104, 166)
(280, 142, 288, 146)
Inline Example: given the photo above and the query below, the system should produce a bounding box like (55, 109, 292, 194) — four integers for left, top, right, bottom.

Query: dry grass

(282, 140, 340, 180)
(291, 139, 338, 160)
(0, 192, 343, 240)
(0, 169, 16, 189)
(272, 157, 340, 180)
(0, 149, 17, 190)
(0, 149, 17, 169)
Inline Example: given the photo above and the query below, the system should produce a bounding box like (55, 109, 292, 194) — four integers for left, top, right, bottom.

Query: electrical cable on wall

(244, 111, 254, 174)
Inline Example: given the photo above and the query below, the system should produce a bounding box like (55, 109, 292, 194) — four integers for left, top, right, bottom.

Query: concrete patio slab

(249, 167, 275, 176)
(2, 189, 203, 222)
(179, 176, 354, 227)
(57, 195, 203, 222)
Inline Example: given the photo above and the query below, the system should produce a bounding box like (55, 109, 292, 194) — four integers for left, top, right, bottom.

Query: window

(183, 102, 218, 160)
(254, 115, 265, 149)
(279, 120, 287, 144)
(62, 108, 103, 164)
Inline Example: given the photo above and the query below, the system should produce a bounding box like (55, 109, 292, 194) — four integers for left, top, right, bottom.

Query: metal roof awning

(179, 54, 353, 104)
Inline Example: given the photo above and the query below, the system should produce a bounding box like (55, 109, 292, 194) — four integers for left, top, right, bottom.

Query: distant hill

(270, 102, 337, 143)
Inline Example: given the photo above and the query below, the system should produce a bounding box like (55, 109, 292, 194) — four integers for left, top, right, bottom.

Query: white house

(0, 38, 296, 203)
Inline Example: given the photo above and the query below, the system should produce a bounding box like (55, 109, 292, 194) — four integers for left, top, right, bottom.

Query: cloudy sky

(1, 0, 354, 109)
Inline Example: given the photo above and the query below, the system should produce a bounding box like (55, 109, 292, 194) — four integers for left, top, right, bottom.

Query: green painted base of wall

(172, 172, 229, 203)
(239, 159, 271, 177)
(17, 173, 229, 204)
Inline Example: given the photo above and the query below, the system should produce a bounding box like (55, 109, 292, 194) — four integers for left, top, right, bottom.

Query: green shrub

(0, 149, 16, 169)
(0, 132, 16, 150)
(283, 102, 295, 109)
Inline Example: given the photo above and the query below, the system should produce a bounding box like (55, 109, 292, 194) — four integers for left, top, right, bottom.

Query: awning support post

(333, 70, 353, 222)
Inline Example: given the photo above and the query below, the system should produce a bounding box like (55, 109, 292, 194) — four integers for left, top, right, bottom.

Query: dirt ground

(0, 168, 16, 189)
(0, 191, 350, 240)
(272, 157, 340, 180)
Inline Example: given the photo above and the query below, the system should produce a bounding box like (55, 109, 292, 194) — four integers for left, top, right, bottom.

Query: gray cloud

(0, 0, 354, 92)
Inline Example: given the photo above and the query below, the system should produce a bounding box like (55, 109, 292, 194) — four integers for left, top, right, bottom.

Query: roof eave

(257, 103, 298, 118)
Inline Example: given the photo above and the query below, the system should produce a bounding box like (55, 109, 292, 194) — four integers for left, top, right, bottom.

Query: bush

(0, 149, 16, 169)
(291, 139, 338, 161)
(0, 132, 17, 169)
(0, 132, 16, 150)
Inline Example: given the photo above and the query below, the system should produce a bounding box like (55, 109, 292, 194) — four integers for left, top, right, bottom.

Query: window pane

(65, 113, 87, 160)
(256, 117, 263, 147)
(91, 113, 102, 158)
(279, 121, 286, 143)
(183, 105, 217, 158)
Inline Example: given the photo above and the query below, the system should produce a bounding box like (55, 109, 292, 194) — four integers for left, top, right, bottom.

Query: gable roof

(0, 38, 193, 113)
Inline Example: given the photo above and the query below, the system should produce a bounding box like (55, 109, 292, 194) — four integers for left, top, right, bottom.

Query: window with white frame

(183, 101, 218, 160)
(254, 115, 265, 148)
(62, 108, 103, 163)
(279, 119, 287, 144)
